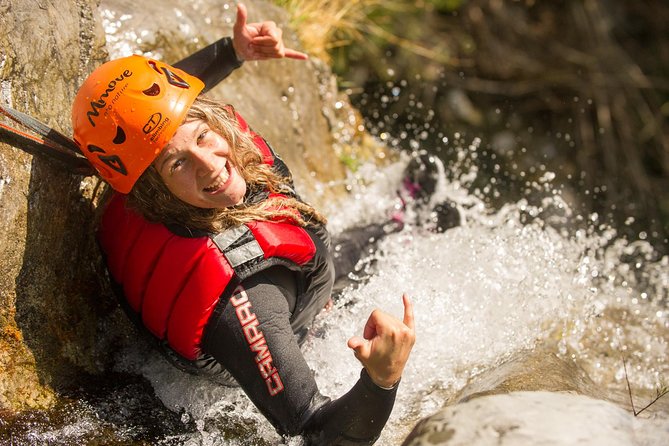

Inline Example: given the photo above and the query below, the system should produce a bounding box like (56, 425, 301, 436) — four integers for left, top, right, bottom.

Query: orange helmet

(72, 55, 204, 193)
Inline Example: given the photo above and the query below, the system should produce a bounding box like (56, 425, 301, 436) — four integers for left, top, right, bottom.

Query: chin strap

(0, 104, 95, 175)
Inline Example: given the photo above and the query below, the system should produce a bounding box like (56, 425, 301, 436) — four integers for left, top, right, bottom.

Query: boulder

(402, 349, 626, 446)
(402, 391, 642, 446)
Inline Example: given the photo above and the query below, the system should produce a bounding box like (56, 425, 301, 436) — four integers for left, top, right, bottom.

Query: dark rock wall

(0, 0, 108, 411)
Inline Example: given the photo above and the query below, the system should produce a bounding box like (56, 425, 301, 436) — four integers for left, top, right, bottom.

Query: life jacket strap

(210, 225, 266, 278)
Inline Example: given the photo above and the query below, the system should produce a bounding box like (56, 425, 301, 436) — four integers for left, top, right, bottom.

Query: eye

(169, 158, 185, 173)
(197, 129, 208, 144)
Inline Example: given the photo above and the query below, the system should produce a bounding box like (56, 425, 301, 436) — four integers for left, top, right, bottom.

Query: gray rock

(0, 0, 107, 412)
(402, 350, 635, 446)
(402, 391, 644, 446)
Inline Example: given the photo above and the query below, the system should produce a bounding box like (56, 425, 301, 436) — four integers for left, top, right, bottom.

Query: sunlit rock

(403, 350, 668, 445)
(402, 391, 664, 446)
(454, 350, 605, 403)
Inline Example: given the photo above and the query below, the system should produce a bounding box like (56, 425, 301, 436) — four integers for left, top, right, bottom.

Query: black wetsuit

(201, 262, 396, 445)
(173, 37, 243, 94)
(167, 38, 398, 445)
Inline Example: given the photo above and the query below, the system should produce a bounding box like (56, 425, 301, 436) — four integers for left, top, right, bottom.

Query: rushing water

(5, 1, 669, 445)
(13, 148, 667, 445)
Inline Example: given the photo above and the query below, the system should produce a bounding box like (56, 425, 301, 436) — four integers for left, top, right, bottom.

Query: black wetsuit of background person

(132, 38, 400, 445)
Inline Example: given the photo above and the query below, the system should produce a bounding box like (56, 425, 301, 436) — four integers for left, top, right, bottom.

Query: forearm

(201, 267, 397, 443)
(302, 369, 398, 446)
(172, 36, 243, 93)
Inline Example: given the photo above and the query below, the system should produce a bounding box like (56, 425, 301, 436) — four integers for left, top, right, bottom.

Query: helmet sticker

(99, 154, 128, 176)
(148, 60, 190, 88)
(161, 67, 190, 88)
(87, 144, 128, 176)
(143, 83, 161, 96)
(148, 117, 171, 143)
(113, 126, 126, 144)
(86, 70, 133, 127)
(143, 113, 163, 134)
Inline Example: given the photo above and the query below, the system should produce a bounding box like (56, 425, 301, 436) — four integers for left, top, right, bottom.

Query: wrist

(230, 37, 246, 62)
(363, 369, 400, 390)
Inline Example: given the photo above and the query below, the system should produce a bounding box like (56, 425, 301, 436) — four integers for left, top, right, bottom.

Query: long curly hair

(125, 97, 326, 233)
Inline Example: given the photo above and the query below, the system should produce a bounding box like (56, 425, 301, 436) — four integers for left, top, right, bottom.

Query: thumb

(234, 3, 248, 33)
(347, 336, 371, 360)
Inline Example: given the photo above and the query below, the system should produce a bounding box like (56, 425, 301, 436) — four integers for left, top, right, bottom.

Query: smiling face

(154, 119, 247, 209)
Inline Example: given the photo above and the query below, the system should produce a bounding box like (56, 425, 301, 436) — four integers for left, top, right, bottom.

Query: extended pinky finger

(284, 48, 309, 60)
(402, 294, 415, 329)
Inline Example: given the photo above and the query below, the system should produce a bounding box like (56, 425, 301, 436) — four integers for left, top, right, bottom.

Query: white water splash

(113, 154, 668, 445)
(101, 0, 233, 60)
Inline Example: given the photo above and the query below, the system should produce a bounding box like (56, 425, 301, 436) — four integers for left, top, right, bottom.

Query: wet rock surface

(0, 0, 108, 412)
(403, 391, 641, 446)
(3, 1, 664, 445)
(0, 0, 354, 415)
(402, 349, 667, 445)
(452, 349, 606, 403)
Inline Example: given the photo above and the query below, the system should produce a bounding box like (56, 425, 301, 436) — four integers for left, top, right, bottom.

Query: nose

(190, 145, 219, 177)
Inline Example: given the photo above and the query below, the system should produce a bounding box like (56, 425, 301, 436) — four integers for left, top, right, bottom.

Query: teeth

(204, 165, 230, 192)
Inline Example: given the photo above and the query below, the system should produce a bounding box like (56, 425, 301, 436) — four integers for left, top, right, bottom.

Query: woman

(71, 5, 415, 445)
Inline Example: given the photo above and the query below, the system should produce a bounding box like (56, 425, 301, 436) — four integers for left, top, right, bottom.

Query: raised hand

(232, 3, 308, 61)
(347, 294, 416, 388)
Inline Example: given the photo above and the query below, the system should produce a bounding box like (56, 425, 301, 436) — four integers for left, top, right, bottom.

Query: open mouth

(203, 161, 232, 193)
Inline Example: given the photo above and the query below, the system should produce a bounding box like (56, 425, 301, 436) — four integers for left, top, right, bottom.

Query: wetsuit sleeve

(172, 37, 243, 93)
(201, 266, 398, 445)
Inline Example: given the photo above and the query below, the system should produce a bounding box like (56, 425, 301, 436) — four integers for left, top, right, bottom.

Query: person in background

(72, 3, 415, 445)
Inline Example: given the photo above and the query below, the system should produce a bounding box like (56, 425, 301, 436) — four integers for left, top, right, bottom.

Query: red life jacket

(98, 113, 328, 361)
